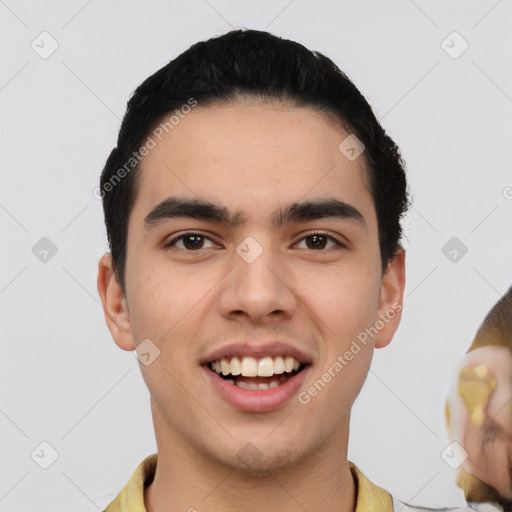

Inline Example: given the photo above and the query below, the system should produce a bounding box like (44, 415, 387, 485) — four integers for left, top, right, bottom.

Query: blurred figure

(446, 285, 512, 512)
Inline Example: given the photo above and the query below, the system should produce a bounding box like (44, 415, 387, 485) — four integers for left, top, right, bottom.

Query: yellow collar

(348, 461, 394, 511)
(104, 453, 393, 512)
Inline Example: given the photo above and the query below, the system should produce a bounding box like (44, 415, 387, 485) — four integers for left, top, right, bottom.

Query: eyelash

(163, 231, 346, 251)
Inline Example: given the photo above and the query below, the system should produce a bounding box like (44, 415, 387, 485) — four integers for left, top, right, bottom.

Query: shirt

(103, 453, 475, 512)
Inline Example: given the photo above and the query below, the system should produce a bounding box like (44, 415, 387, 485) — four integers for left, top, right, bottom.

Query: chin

(209, 439, 311, 476)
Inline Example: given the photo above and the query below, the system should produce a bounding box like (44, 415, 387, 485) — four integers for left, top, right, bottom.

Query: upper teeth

(210, 356, 301, 377)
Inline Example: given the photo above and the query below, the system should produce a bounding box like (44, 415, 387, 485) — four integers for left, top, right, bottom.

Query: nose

(216, 238, 298, 324)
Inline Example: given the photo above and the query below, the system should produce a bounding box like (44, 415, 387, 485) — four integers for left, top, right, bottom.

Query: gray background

(1, 1, 511, 510)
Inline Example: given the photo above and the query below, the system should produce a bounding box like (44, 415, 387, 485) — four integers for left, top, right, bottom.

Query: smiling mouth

(207, 355, 309, 390)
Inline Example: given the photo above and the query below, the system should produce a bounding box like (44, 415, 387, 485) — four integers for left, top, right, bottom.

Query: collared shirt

(102, 453, 475, 512)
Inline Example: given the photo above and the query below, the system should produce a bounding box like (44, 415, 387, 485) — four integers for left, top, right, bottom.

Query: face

(447, 346, 512, 499)
(98, 100, 405, 473)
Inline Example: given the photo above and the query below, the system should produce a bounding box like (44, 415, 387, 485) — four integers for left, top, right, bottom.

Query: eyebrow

(143, 197, 366, 230)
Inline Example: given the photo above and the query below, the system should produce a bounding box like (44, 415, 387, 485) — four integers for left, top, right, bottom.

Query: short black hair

(100, 28, 409, 292)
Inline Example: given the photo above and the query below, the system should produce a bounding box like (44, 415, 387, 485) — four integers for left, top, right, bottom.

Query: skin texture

(447, 346, 512, 500)
(97, 100, 406, 512)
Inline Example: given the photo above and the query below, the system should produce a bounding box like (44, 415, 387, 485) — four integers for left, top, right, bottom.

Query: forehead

(132, 101, 375, 228)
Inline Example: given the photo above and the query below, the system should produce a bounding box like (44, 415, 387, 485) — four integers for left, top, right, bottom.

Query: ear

(374, 247, 406, 349)
(97, 253, 135, 351)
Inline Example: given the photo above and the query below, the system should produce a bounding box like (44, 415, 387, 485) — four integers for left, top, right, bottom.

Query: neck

(144, 402, 356, 512)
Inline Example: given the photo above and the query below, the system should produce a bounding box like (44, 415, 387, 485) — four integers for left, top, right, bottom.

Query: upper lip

(200, 341, 314, 366)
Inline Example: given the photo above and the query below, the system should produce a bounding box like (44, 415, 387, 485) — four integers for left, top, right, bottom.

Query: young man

(97, 29, 471, 511)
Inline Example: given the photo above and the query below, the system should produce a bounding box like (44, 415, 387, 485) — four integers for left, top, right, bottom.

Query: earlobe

(97, 253, 136, 351)
(374, 247, 406, 349)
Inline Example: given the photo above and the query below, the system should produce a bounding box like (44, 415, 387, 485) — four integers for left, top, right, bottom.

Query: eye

(163, 231, 346, 252)
(164, 233, 217, 251)
(295, 231, 345, 250)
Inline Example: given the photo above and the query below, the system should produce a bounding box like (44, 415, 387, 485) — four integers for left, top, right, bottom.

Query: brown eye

(296, 232, 344, 250)
(164, 233, 215, 251)
(181, 235, 204, 250)
(306, 234, 328, 249)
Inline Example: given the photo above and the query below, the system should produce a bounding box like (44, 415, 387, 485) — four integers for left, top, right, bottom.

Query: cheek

(128, 275, 172, 342)
(306, 265, 380, 343)
(127, 256, 214, 342)
(298, 269, 378, 409)
(299, 329, 374, 430)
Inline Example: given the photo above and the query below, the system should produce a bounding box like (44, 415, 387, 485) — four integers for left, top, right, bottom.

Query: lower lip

(202, 365, 310, 413)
